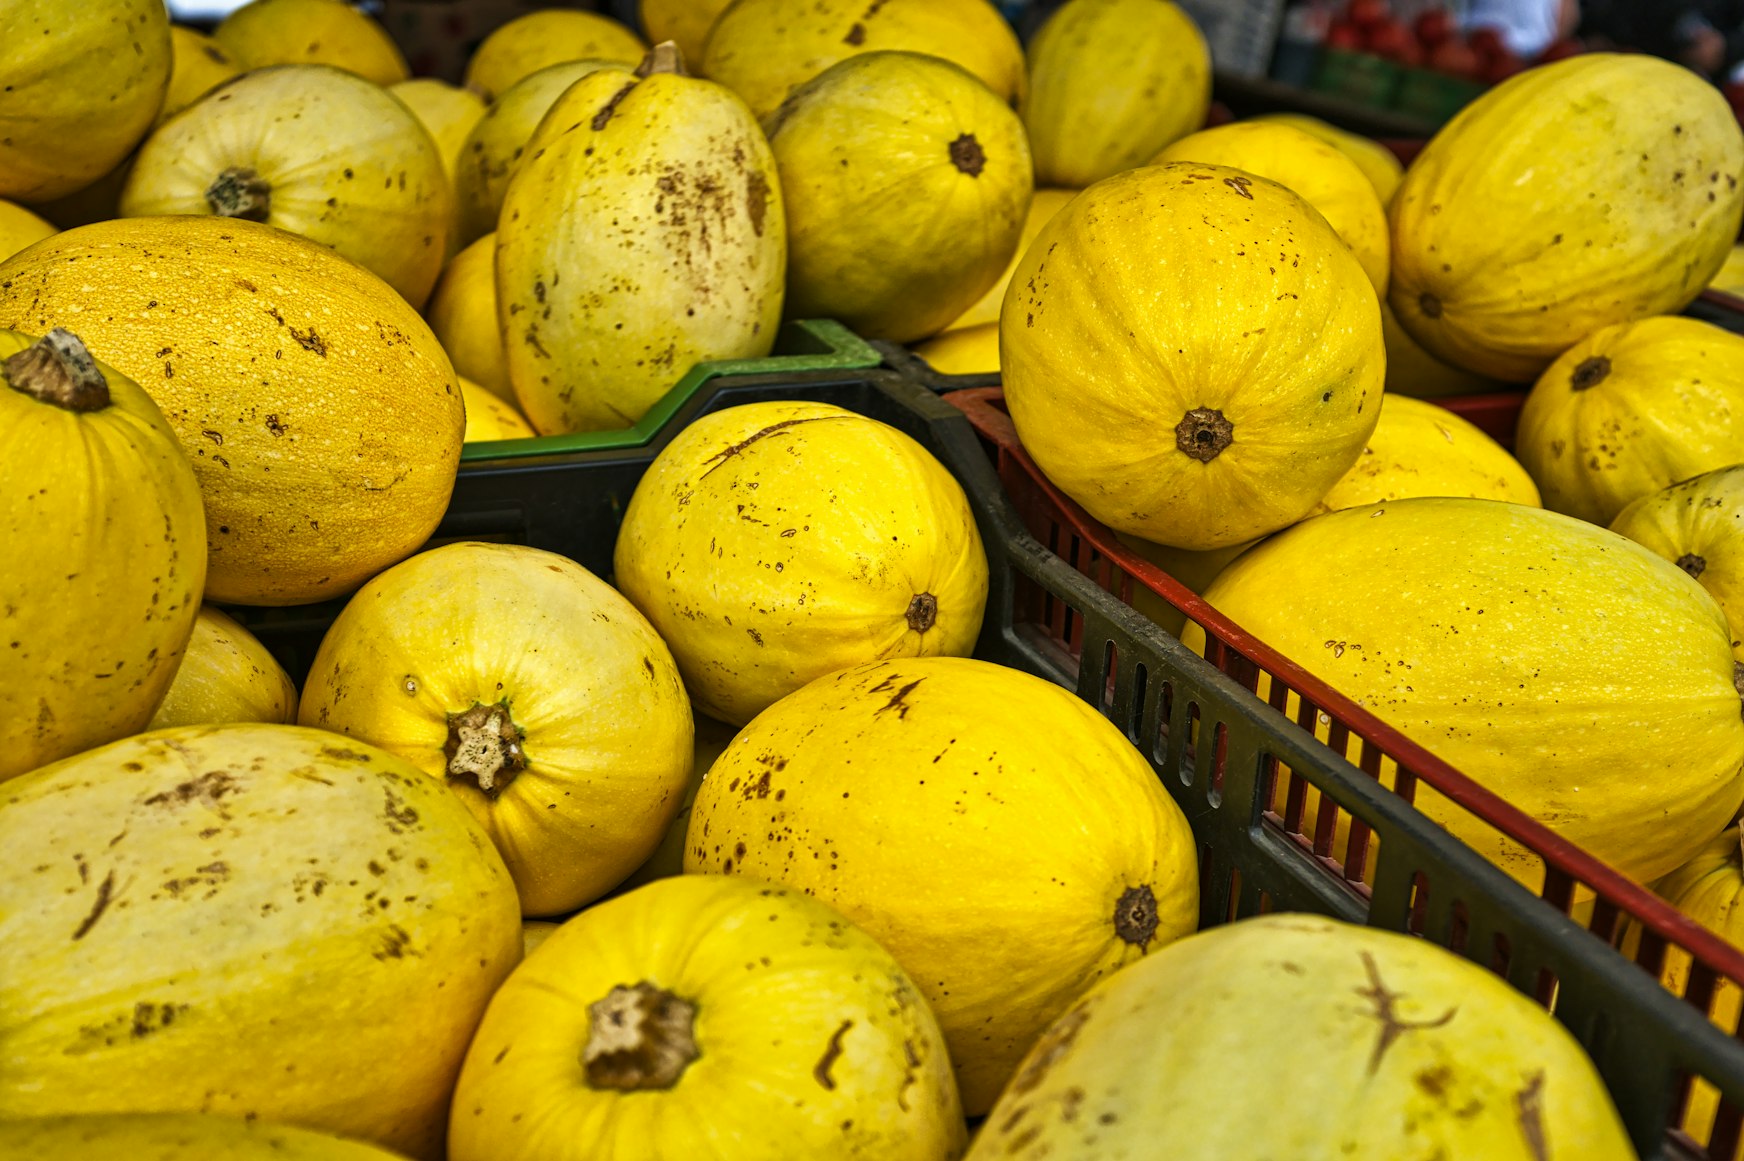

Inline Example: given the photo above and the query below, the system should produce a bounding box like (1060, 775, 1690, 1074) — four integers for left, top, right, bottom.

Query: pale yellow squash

(0, 0, 170, 201)
(686, 656, 1200, 1115)
(460, 376, 533, 441)
(614, 400, 988, 725)
(148, 606, 298, 730)
(640, 0, 734, 66)
(771, 51, 1032, 343)
(1612, 465, 1744, 659)
(617, 711, 737, 890)
(969, 914, 1633, 1160)
(1391, 54, 1744, 381)
(159, 27, 242, 128)
(428, 235, 512, 402)
(215, 0, 408, 85)
(1023, 0, 1210, 188)
(122, 65, 452, 307)
(450, 876, 966, 1160)
(1380, 294, 1503, 398)
(0, 329, 205, 781)
(1713, 244, 1744, 295)
(1257, 112, 1404, 205)
(299, 542, 694, 917)
(0, 217, 464, 606)
(0, 199, 55, 262)
(1002, 162, 1384, 550)
(462, 10, 646, 102)
(946, 187, 1079, 333)
(0, 1114, 408, 1160)
(390, 79, 487, 186)
(497, 49, 783, 433)
(912, 323, 1000, 374)
(0, 724, 522, 1160)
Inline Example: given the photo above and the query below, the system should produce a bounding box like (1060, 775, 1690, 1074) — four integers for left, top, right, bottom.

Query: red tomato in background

(1413, 9, 1454, 48)
(1346, 0, 1389, 29)
(1427, 36, 1482, 78)
(1326, 20, 1364, 50)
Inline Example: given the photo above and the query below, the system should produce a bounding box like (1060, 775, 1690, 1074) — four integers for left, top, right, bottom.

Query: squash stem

(636, 41, 686, 78)
(206, 166, 273, 222)
(583, 981, 700, 1090)
(444, 701, 527, 797)
(2, 329, 111, 412)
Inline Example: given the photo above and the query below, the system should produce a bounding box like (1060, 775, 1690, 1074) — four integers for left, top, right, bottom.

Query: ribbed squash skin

(461, 10, 645, 102)
(0, 1114, 409, 1161)
(159, 27, 241, 128)
(946, 187, 1078, 333)
(1390, 54, 1744, 382)
(390, 79, 486, 185)
(459, 376, 533, 441)
(147, 606, 298, 730)
(427, 234, 512, 403)
(1612, 465, 1744, 659)
(214, 0, 408, 84)
(1257, 112, 1404, 205)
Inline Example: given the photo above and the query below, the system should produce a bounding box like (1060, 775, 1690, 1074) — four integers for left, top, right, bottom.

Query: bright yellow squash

(1156, 120, 1390, 294)
(214, 0, 408, 85)
(1022, 0, 1210, 188)
(0, 1114, 409, 1160)
(1516, 316, 1744, 525)
(159, 27, 242, 128)
(1256, 112, 1404, 205)
(1003, 162, 1384, 551)
(947, 188, 1078, 333)
(1380, 295, 1503, 398)
(462, 10, 646, 102)
(390, 79, 487, 187)
(1115, 534, 1255, 638)
(1713, 244, 1744, 295)
(497, 48, 783, 433)
(0, 724, 522, 1160)
(121, 65, 452, 307)
(912, 323, 1000, 374)
(148, 606, 298, 730)
(427, 233, 511, 402)
(771, 51, 1032, 343)
(1182, 497, 1744, 889)
(0, 216, 464, 606)
(460, 376, 534, 441)
(1612, 466, 1744, 659)
(614, 400, 988, 726)
(640, 0, 734, 67)
(450, 876, 966, 1161)
(617, 712, 737, 890)
(0, 0, 170, 201)
(703, 0, 1025, 119)
(969, 914, 1633, 1160)
(0, 329, 205, 782)
(686, 656, 1199, 1115)
(1391, 54, 1744, 382)
(0, 198, 55, 262)
(299, 542, 694, 917)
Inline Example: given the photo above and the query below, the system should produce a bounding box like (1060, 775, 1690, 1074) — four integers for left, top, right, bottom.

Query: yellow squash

(0, 199, 55, 262)
(1713, 244, 1744, 295)
(614, 400, 988, 725)
(390, 78, 487, 188)
(1516, 316, 1744, 525)
(946, 187, 1078, 333)
(159, 27, 241, 128)
(0, 724, 521, 1160)
(771, 51, 1033, 343)
(0, 216, 464, 606)
(1023, 0, 1210, 188)
(451, 876, 966, 1161)
(0, 329, 204, 781)
(496, 48, 783, 433)
(969, 914, 1633, 1160)
(1380, 295, 1503, 398)
(0, 1114, 408, 1160)
(1612, 466, 1744, 659)
(1182, 497, 1744, 889)
(617, 712, 737, 890)
(686, 657, 1199, 1115)
(462, 10, 646, 102)
(1003, 162, 1384, 550)
(148, 606, 298, 730)
(460, 376, 533, 441)
(703, 0, 1025, 120)
(299, 542, 694, 917)
(520, 920, 560, 958)
(1391, 54, 1744, 381)
(427, 235, 512, 402)
(1256, 112, 1404, 205)
(214, 0, 408, 85)
(122, 64, 452, 308)
(640, 0, 734, 66)
(913, 323, 1000, 374)
(1115, 534, 1255, 638)
(1155, 120, 1390, 294)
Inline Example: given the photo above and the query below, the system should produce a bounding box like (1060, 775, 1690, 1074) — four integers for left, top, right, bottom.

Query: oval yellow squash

(214, 0, 408, 85)
(685, 656, 1199, 1115)
(462, 10, 646, 102)
(0, 0, 170, 201)
(1023, 0, 1210, 188)
(0, 329, 205, 782)
(299, 542, 694, 917)
(451, 876, 965, 1161)
(614, 400, 988, 726)
(1256, 112, 1404, 205)
(0, 198, 55, 262)
(0, 216, 464, 606)
(159, 27, 242, 128)
(770, 51, 1033, 343)
(148, 606, 298, 730)
(913, 322, 1000, 374)
(427, 233, 510, 402)
(1390, 54, 1744, 382)
(1612, 466, 1744, 659)
(1380, 295, 1503, 398)
(1114, 533, 1256, 638)
(1003, 162, 1384, 551)
(969, 914, 1633, 1160)
(947, 187, 1078, 333)
(460, 376, 533, 441)
(0, 724, 522, 1160)
(640, 0, 734, 67)
(390, 78, 487, 188)
(0, 1114, 409, 1161)
(1713, 244, 1744, 296)
(497, 48, 783, 434)
(617, 711, 737, 890)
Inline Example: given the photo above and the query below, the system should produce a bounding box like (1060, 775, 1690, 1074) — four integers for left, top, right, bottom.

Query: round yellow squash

(685, 657, 1199, 1115)
(158, 27, 242, 129)
(0, 198, 55, 262)
(148, 606, 299, 730)
(390, 78, 487, 188)
(214, 0, 408, 85)
(427, 233, 511, 402)
(1517, 316, 1744, 526)
(0, 329, 205, 782)
(122, 65, 452, 308)
(614, 400, 988, 726)
(459, 376, 533, 442)
(1380, 295, 1503, 398)
(0, 216, 464, 606)
(703, 0, 1025, 120)
(0, 723, 522, 1160)
(913, 322, 1000, 374)
(771, 51, 1033, 343)
(450, 876, 966, 1161)
(617, 711, 737, 890)
(1155, 120, 1390, 295)
(1182, 497, 1744, 889)
(0, 0, 170, 202)
(0, 1114, 409, 1161)
(640, 0, 734, 67)
(462, 10, 646, 102)
(969, 913, 1633, 1160)
(1256, 112, 1404, 205)
(1115, 533, 1256, 638)
(1612, 466, 1744, 659)
(1023, 0, 1210, 188)
(497, 48, 784, 434)
(946, 187, 1079, 334)
(1713, 244, 1744, 295)
(299, 542, 694, 917)
(1391, 54, 1744, 382)
(1003, 162, 1385, 551)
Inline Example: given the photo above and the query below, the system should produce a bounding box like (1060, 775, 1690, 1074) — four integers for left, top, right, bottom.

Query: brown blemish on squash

(1353, 951, 1457, 1075)
(1419, 292, 1442, 319)
(592, 82, 639, 131)
(288, 326, 327, 357)
(701, 416, 844, 478)
(584, 981, 699, 1090)
(1570, 355, 1610, 391)
(1516, 1070, 1548, 1161)
(1175, 408, 1233, 462)
(3, 329, 110, 412)
(844, 22, 866, 44)
(71, 869, 117, 940)
(206, 166, 272, 222)
(1223, 175, 1254, 199)
(1113, 884, 1159, 946)
(813, 1018, 853, 1090)
(874, 677, 924, 719)
(746, 171, 770, 237)
(1009, 1000, 1094, 1095)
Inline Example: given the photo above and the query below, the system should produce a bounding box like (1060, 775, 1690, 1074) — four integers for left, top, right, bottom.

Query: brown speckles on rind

(1008, 1000, 1094, 1096)
(813, 1018, 853, 1089)
(591, 82, 639, 131)
(745, 171, 770, 237)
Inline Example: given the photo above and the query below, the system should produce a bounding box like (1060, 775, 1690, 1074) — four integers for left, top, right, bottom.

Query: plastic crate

(1393, 66, 1487, 124)
(1310, 49, 1404, 110)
